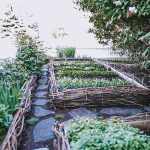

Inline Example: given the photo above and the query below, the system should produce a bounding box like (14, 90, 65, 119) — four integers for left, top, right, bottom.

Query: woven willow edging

(1, 75, 37, 150)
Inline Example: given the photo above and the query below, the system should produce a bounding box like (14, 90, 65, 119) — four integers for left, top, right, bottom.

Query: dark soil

(109, 63, 150, 87)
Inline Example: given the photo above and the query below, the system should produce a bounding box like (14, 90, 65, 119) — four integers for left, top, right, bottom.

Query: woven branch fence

(49, 61, 59, 101)
(50, 86, 150, 109)
(1, 75, 37, 150)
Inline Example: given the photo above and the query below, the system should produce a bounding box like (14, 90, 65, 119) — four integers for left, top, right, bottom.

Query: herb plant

(58, 77, 129, 89)
(65, 117, 150, 150)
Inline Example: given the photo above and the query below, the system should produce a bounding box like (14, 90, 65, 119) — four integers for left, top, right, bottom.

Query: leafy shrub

(76, 0, 150, 68)
(56, 47, 64, 58)
(56, 47, 76, 58)
(16, 46, 46, 75)
(0, 104, 13, 135)
(65, 117, 150, 150)
(0, 83, 21, 113)
(58, 77, 129, 89)
(64, 47, 76, 58)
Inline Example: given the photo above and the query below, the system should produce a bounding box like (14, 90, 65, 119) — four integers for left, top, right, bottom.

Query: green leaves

(75, 0, 150, 68)
(65, 118, 150, 150)
(58, 77, 129, 89)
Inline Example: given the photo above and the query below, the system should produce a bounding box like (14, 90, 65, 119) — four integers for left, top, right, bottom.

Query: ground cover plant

(55, 60, 130, 90)
(56, 70, 117, 78)
(58, 77, 129, 89)
(65, 117, 150, 150)
(59, 61, 103, 68)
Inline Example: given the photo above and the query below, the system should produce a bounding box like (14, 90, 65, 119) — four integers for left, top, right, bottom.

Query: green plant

(0, 82, 21, 113)
(56, 47, 64, 58)
(75, 0, 150, 65)
(58, 77, 129, 89)
(0, 104, 13, 135)
(60, 62, 103, 68)
(16, 46, 46, 75)
(65, 117, 150, 150)
(64, 47, 76, 58)
(54, 114, 64, 120)
(26, 117, 39, 125)
(56, 70, 117, 78)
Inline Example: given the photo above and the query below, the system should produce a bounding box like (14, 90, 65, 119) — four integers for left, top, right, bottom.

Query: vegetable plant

(65, 117, 150, 150)
(58, 77, 129, 89)
(56, 70, 117, 78)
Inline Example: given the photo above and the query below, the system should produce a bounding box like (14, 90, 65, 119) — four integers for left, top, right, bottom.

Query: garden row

(54, 61, 130, 90)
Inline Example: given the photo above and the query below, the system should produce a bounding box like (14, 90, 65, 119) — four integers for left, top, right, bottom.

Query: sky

(0, 0, 110, 58)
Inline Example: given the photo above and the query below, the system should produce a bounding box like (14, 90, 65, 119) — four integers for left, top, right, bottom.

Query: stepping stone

(33, 148, 49, 150)
(68, 108, 96, 118)
(36, 85, 49, 91)
(42, 64, 49, 69)
(33, 118, 55, 142)
(35, 91, 48, 98)
(33, 99, 49, 106)
(34, 106, 55, 117)
(38, 79, 48, 85)
(144, 106, 150, 112)
(41, 71, 48, 76)
(98, 107, 143, 116)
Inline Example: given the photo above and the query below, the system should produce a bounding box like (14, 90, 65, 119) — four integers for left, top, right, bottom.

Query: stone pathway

(20, 63, 148, 150)
(20, 64, 56, 150)
(31, 64, 56, 150)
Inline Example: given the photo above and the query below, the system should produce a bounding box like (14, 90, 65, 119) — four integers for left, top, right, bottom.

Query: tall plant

(75, 0, 150, 66)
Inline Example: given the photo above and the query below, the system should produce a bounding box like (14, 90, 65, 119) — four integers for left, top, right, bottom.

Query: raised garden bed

(53, 60, 131, 91)
(109, 62, 150, 88)
(53, 117, 150, 150)
(48, 59, 150, 150)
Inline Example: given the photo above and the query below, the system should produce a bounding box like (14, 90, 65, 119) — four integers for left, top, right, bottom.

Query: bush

(16, 46, 46, 75)
(0, 104, 13, 135)
(64, 47, 76, 58)
(56, 47, 76, 58)
(56, 47, 64, 58)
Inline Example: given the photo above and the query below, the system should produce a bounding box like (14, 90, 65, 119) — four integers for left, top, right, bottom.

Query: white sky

(0, 0, 109, 59)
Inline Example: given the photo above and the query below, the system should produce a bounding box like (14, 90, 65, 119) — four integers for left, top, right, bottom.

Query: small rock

(144, 106, 150, 112)
(98, 107, 142, 116)
(33, 118, 55, 142)
(38, 79, 48, 85)
(68, 108, 96, 118)
(36, 85, 49, 91)
(33, 99, 49, 106)
(42, 71, 48, 76)
(34, 106, 55, 117)
(33, 148, 49, 150)
(35, 91, 48, 98)
(42, 64, 49, 69)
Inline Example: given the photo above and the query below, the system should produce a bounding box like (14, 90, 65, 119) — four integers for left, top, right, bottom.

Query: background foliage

(75, 0, 150, 68)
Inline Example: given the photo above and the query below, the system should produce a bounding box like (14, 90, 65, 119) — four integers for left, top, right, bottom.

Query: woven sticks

(1, 75, 37, 150)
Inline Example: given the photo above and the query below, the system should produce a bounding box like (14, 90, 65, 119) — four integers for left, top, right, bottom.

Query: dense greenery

(0, 33, 47, 140)
(56, 47, 76, 58)
(56, 70, 117, 78)
(58, 77, 129, 89)
(76, 0, 150, 68)
(59, 61, 103, 68)
(65, 117, 150, 150)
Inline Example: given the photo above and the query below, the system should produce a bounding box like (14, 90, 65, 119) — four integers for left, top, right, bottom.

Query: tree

(75, 0, 150, 67)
